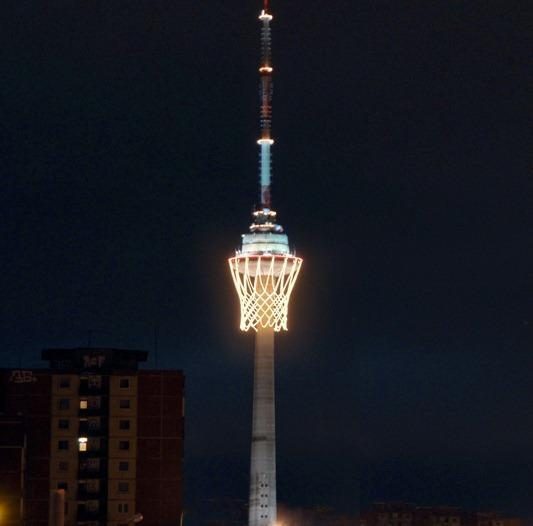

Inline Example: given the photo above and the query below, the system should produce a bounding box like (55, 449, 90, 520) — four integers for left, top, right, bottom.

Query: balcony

(77, 483, 106, 500)
(79, 376, 109, 396)
(78, 458, 108, 479)
(78, 397, 109, 417)
(76, 509, 106, 523)
(78, 441, 108, 458)
(79, 419, 108, 437)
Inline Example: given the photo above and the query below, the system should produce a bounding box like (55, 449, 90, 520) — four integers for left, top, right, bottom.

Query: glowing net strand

(229, 255, 302, 332)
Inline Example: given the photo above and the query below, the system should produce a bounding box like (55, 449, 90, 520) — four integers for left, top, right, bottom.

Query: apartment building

(0, 348, 184, 526)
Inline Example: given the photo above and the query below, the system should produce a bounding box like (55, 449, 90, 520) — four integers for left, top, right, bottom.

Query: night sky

(1, 0, 532, 522)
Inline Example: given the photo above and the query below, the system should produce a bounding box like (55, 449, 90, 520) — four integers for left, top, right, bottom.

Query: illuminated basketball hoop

(229, 254, 302, 332)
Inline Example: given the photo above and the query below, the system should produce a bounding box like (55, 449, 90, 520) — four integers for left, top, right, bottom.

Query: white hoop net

(228, 254, 302, 332)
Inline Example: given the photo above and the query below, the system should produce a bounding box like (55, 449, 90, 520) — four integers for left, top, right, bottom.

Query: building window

(58, 419, 69, 430)
(80, 399, 88, 409)
(87, 458, 100, 471)
(59, 377, 70, 388)
(88, 438, 101, 451)
(119, 419, 130, 430)
(119, 378, 130, 389)
(118, 503, 129, 514)
(58, 461, 69, 472)
(58, 399, 70, 410)
(57, 482, 68, 491)
(119, 461, 129, 471)
(119, 399, 130, 409)
(58, 440, 69, 450)
(87, 480, 100, 493)
(88, 418, 100, 431)
(118, 482, 129, 493)
(88, 397, 101, 409)
(78, 437, 88, 452)
(88, 376, 101, 389)
(118, 440, 130, 451)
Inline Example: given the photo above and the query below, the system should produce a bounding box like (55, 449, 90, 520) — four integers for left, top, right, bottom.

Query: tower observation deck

(228, 3, 302, 526)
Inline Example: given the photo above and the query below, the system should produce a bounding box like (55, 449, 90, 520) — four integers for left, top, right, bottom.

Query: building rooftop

(41, 347, 148, 371)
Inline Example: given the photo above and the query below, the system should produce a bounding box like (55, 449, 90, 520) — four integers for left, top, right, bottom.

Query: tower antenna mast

(257, 0, 274, 213)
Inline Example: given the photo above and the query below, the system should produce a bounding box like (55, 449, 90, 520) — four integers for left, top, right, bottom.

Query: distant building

(360, 503, 522, 526)
(0, 348, 184, 526)
(277, 505, 358, 526)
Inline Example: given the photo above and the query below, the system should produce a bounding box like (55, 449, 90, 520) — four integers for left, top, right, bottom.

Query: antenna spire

(257, 2, 274, 210)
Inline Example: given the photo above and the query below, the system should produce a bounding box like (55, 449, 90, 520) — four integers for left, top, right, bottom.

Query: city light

(78, 437, 87, 452)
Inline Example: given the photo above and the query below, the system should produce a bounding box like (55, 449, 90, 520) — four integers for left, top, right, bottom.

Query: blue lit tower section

(228, 3, 302, 526)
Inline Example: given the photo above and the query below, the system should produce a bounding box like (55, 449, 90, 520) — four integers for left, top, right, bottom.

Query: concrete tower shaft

(249, 328, 276, 526)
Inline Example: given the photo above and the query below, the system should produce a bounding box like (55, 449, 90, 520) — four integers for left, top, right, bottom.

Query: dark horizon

(1, 0, 531, 522)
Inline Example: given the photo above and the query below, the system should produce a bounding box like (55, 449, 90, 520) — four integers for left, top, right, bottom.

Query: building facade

(360, 503, 523, 526)
(0, 348, 184, 526)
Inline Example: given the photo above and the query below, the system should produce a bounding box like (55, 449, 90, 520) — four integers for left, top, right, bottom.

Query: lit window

(78, 437, 88, 452)
(80, 399, 88, 409)
(119, 420, 130, 430)
(119, 378, 130, 389)
(118, 482, 129, 493)
(58, 399, 70, 410)
(58, 419, 69, 429)
(118, 440, 130, 451)
(119, 461, 129, 471)
(58, 440, 69, 450)
(119, 399, 130, 409)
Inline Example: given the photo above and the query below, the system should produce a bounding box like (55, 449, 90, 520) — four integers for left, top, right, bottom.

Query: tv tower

(228, 2, 302, 526)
